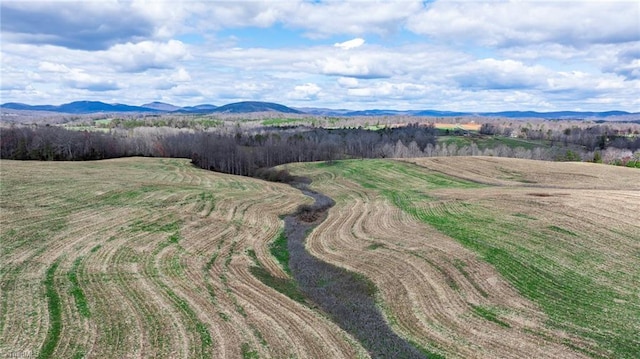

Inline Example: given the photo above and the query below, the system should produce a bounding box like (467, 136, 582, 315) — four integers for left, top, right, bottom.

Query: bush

(254, 168, 294, 183)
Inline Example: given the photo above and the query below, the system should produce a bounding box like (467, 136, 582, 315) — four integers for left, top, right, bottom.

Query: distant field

(433, 122, 482, 131)
(2, 157, 638, 358)
(288, 157, 640, 358)
(437, 135, 550, 151)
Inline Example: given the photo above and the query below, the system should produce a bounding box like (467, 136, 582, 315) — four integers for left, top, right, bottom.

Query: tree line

(479, 122, 640, 152)
(0, 124, 437, 176)
(2, 121, 638, 177)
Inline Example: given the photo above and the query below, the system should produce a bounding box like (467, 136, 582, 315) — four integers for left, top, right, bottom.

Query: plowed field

(2, 157, 638, 358)
(287, 157, 640, 358)
(0, 158, 365, 359)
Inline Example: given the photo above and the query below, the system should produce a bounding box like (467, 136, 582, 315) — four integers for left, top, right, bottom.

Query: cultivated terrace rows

(0, 158, 365, 359)
(286, 157, 640, 358)
(1, 156, 638, 358)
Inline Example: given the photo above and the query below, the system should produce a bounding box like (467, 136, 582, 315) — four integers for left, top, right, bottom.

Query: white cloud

(192, 1, 422, 37)
(1, 1, 156, 50)
(62, 68, 119, 91)
(2, 1, 639, 111)
(286, 1, 423, 38)
(334, 38, 365, 50)
(337, 77, 359, 88)
(452, 59, 550, 90)
(318, 54, 392, 79)
(348, 82, 430, 100)
(38, 62, 71, 73)
(603, 46, 640, 80)
(170, 68, 192, 82)
(407, 1, 639, 47)
(287, 83, 322, 100)
(36, 60, 119, 91)
(104, 40, 189, 72)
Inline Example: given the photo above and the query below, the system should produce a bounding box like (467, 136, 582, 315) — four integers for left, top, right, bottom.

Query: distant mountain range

(1, 100, 637, 119)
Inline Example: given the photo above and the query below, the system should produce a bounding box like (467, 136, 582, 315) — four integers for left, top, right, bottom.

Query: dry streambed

(283, 186, 430, 358)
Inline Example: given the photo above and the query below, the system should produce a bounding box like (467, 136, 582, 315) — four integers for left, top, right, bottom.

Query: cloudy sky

(1, 0, 639, 111)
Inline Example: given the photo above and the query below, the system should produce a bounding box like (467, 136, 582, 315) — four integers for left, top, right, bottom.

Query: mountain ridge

(1, 100, 637, 119)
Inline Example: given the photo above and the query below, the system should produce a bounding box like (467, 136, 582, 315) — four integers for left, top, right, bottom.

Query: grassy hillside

(2, 157, 638, 358)
(0, 158, 365, 359)
(287, 158, 640, 358)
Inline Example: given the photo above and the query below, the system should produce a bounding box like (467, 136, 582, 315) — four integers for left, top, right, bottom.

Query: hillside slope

(287, 157, 640, 358)
(0, 158, 365, 359)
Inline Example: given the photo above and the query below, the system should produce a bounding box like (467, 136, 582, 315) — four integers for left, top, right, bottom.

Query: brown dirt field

(291, 168, 584, 358)
(403, 156, 640, 189)
(434, 123, 482, 131)
(3, 156, 637, 358)
(0, 158, 366, 359)
(287, 158, 640, 358)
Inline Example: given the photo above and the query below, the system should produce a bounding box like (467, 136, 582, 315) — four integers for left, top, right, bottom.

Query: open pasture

(0, 158, 365, 359)
(288, 157, 640, 358)
(1, 156, 638, 358)
(433, 123, 482, 131)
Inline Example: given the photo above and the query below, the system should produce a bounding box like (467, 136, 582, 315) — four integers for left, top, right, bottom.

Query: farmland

(286, 157, 640, 358)
(1, 157, 639, 358)
(0, 158, 364, 358)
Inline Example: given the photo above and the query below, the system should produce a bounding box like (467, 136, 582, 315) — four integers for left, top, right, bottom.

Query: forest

(2, 116, 640, 177)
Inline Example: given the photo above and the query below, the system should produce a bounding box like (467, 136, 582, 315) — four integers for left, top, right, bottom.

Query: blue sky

(1, 0, 639, 111)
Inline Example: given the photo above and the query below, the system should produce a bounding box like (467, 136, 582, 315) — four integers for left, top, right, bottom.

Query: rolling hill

(211, 101, 303, 114)
(1, 100, 637, 119)
(2, 157, 638, 358)
(1, 101, 160, 114)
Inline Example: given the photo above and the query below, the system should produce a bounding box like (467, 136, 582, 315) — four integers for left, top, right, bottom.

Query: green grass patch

(159, 277, 213, 354)
(366, 242, 385, 250)
(470, 305, 511, 328)
(512, 213, 537, 220)
(39, 261, 62, 359)
(241, 343, 260, 359)
(130, 218, 181, 233)
(330, 159, 640, 358)
(149, 242, 213, 355)
(547, 225, 577, 237)
(100, 187, 153, 205)
(405, 205, 637, 356)
(408, 339, 446, 359)
(197, 191, 216, 216)
(93, 119, 113, 126)
(68, 257, 90, 318)
(453, 259, 488, 298)
(247, 249, 306, 304)
(261, 118, 300, 126)
(205, 250, 219, 272)
(218, 311, 230, 322)
(311, 159, 481, 192)
(168, 232, 181, 244)
(438, 135, 548, 151)
(269, 230, 290, 275)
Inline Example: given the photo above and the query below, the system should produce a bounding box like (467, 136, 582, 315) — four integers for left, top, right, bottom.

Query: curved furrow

(288, 161, 602, 358)
(307, 195, 573, 358)
(227, 256, 365, 359)
(0, 269, 48, 353)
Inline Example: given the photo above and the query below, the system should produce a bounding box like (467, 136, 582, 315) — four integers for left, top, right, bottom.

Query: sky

(1, 0, 639, 112)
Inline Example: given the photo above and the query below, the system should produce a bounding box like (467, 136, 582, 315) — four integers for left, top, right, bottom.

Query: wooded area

(2, 119, 639, 177)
